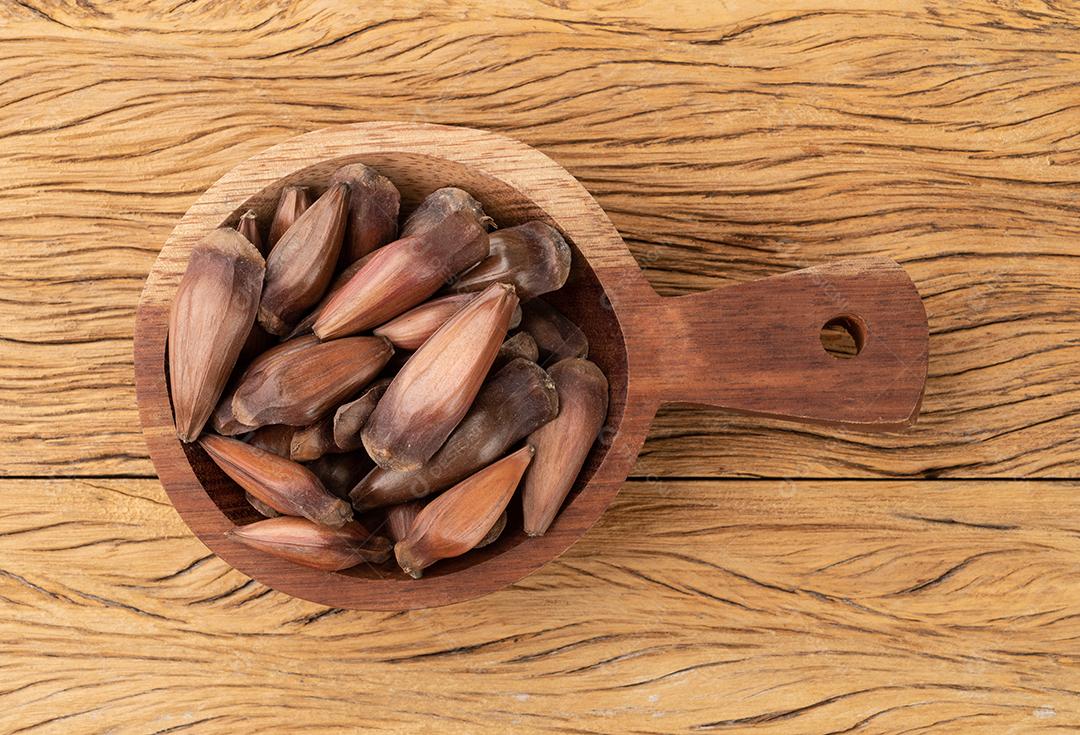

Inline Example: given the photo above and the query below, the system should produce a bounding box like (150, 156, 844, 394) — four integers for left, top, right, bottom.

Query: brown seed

(231, 334, 393, 428)
(450, 221, 571, 301)
(350, 358, 557, 510)
(284, 251, 378, 340)
(268, 185, 312, 249)
(285, 307, 319, 342)
(475, 511, 507, 549)
(373, 293, 476, 351)
(372, 298, 523, 352)
(246, 491, 281, 518)
(333, 379, 391, 452)
(521, 299, 589, 363)
(169, 228, 265, 442)
(290, 416, 336, 462)
(208, 322, 278, 436)
(395, 445, 533, 578)
(285, 310, 317, 343)
(259, 182, 350, 335)
(330, 163, 400, 264)
(307, 452, 374, 500)
(236, 209, 265, 254)
(229, 516, 391, 570)
(362, 283, 518, 472)
(247, 424, 296, 457)
(522, 359, 609, 536)
(313, 211, 490, 339)
(492, 331, 539, 370)
(210, 394, 256, 436)
(331, 250, 376, 289)
(401, 187, 493, 237)
(200, 434, 352, 527)
(211, 333, 320, 435)
(385, 500, 424, 543)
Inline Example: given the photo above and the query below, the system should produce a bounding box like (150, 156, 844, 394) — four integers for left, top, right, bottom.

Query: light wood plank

(3, 4, 1077, 734)
(2, 2, 1077, 477)
(0, 477, 1077, 733)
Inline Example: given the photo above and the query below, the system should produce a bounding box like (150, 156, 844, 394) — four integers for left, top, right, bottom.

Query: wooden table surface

(2, 2, 1078, 733)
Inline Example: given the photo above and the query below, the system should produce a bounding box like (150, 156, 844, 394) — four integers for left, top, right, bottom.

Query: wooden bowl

(135, 122, 929, 610)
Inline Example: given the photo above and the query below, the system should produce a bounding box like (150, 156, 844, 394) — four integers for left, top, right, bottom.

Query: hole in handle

(820, 315, 866, 359)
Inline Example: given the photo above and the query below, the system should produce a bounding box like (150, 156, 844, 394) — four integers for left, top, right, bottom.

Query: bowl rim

(135, 121, 661, 610)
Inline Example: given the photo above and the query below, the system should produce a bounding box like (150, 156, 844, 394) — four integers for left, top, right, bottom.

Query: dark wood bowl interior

(173, 153, 629, 582)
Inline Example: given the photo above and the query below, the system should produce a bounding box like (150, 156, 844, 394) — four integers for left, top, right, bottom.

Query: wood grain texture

(1, 477, 1077, 733)
(654, 256, 927, 426)
(132, 123, 927, 609)
(1, 1, 1077, 731)
(1, 0, 1077, 478)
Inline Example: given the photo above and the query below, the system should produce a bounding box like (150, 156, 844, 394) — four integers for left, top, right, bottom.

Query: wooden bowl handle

(644, 257, 928, 429)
